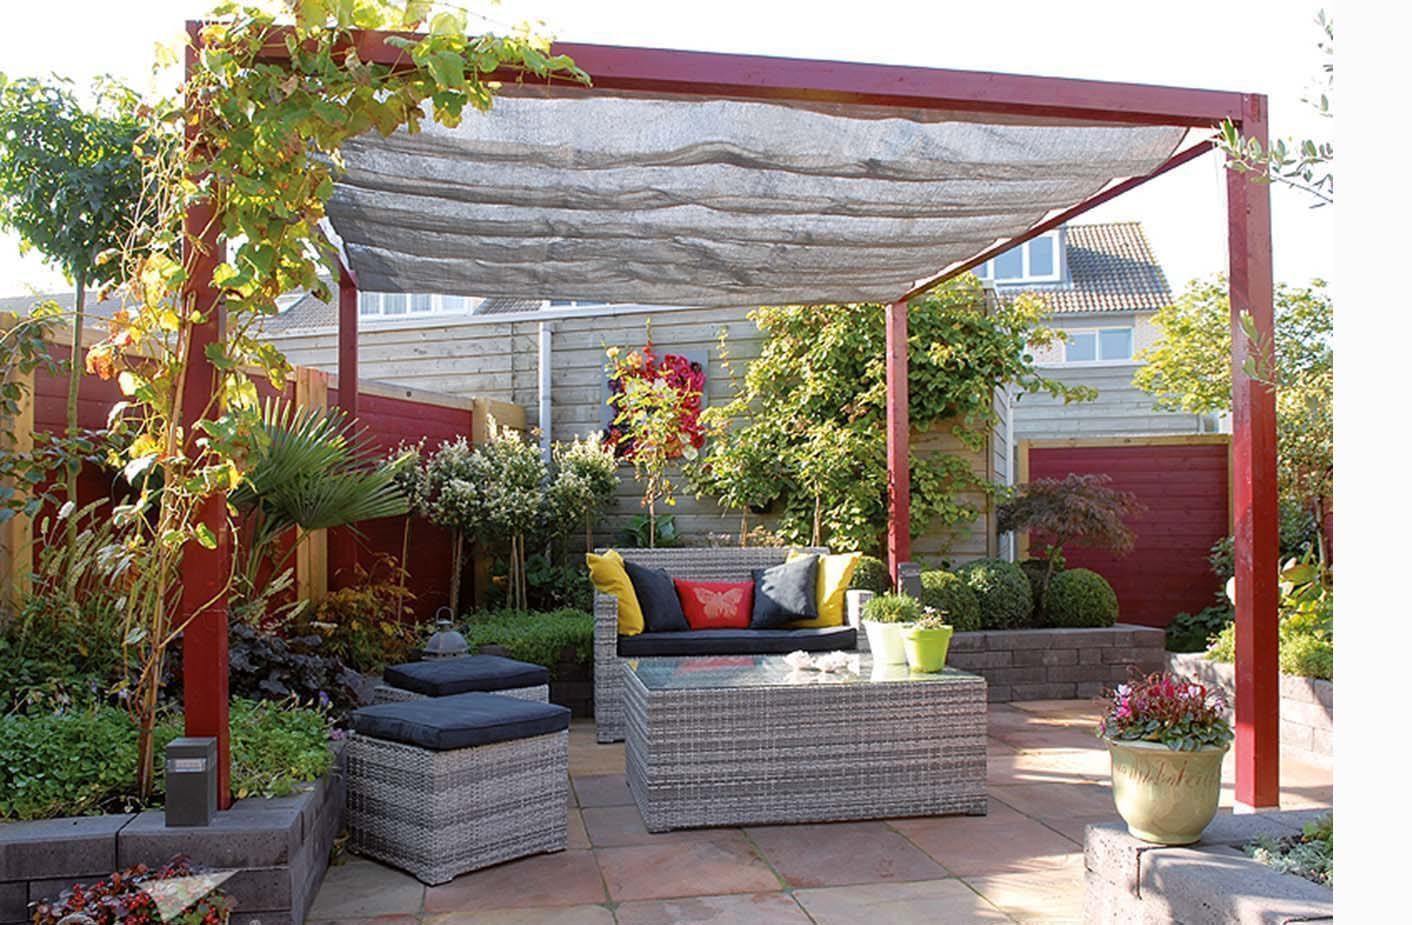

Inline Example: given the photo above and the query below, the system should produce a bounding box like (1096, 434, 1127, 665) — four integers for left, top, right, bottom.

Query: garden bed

(0, 748, 344, 925)
(1083, 810, 1333, 924)
(944, 624, 1166, 703)
(1168, 651, 1332, 766)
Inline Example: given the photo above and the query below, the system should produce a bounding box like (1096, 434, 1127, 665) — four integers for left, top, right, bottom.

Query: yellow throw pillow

(787, 549, 861, 628)
(586, 549, 645, 636)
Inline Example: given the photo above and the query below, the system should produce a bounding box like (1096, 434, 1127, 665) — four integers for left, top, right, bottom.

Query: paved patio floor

(308, 700, 1332, 925)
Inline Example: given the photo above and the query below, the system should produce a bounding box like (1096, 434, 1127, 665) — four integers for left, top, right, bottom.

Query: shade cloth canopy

(326, 88, 1188, 306)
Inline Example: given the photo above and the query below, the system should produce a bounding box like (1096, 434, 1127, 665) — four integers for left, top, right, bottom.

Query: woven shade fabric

(326, 92, 1187, 306)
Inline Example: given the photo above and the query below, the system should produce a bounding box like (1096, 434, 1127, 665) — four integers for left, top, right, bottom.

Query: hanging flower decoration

(605, 342, 705, 459)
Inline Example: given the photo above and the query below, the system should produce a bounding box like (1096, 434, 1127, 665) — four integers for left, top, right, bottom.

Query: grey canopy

(325, 89, 1187, 307)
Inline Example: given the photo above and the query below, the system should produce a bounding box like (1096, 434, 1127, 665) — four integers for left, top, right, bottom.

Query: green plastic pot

(1106, 738, 1229, 845)
(902, 625, 954, 673)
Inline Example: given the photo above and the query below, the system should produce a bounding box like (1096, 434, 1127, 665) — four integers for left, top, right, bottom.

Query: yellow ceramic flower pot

(1106, 738, 1228, 845)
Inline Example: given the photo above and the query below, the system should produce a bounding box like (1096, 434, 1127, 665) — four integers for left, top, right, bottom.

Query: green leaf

(195, 523, 218, 549)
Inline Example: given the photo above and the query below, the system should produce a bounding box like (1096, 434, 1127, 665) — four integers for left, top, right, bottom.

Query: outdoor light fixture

(423, 607, 469, 659)
(165, 737, 218, 827)
(897, 562, 924, 599)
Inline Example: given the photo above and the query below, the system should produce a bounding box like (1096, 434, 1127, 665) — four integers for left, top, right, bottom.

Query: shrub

(1046, 568, 1119, 628)
(850, 555, 892, 594)
(918, 570, 981, 632)
(1245, 814, 1332, 887)
(0, 699, 332, 821)
(296, 555, 423, 672)
(32, 856, 234, 925)
(956, 558, 1033, 629)
(860, 593, 921, 624)
(462, 609, 593, 676)
(1165, 605, 1233, 652)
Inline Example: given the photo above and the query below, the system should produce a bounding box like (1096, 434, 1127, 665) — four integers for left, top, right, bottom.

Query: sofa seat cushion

(383, 654, 549, 697)
(617, 625, 857, 657)
(352, 691, 571, 751)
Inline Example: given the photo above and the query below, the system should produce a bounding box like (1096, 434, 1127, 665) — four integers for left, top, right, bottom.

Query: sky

(0, 0, 1335, 298)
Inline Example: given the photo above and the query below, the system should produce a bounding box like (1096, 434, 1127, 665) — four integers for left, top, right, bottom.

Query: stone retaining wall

(945, 624, 1167, 703)
(0, 755, 344, 925)
(1084, 811, 1333, 923)
(1168, 652, 1333, 766)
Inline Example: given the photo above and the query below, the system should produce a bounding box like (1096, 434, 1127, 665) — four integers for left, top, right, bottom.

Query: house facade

(980, 222, 1218, 445)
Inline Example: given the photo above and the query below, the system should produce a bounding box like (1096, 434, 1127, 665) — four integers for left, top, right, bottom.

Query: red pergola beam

(885, 300, 911, 584)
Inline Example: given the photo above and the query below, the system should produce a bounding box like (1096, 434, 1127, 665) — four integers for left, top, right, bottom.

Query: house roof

(0, 290, 126, 324)
(1002, 221, 1172, 314)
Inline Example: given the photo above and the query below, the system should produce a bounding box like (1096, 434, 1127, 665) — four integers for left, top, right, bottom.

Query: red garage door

(1019, 435, 1230, 628)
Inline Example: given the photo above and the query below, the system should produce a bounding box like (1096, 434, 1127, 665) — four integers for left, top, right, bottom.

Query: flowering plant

(32, 856, 233, 925)
(605, 339, 705, 546)
(1097, 671, 1233, 751)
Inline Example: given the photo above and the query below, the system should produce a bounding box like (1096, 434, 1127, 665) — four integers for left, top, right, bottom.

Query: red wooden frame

(179, 24, 1279, 809)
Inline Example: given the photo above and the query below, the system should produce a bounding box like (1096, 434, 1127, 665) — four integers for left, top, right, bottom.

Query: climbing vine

(689, 276, 1092, 554)
(81, 0, 585, 798)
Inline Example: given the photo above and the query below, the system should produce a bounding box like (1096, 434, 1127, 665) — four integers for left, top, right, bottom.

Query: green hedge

(462, 609, 593, 676)
(849, 555, 892, 594)
(956, 558, 1033, 629)
(1045, 568, 1119, 628)
(918, 570, 981, 632)
(0, 699, 332, 822)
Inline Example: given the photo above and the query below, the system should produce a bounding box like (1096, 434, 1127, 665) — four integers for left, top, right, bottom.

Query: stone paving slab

(615, 891, 810, 925)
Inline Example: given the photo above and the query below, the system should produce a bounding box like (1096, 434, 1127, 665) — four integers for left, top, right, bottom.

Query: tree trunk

(449, 530, 464, 614)
(1038, 546, 1062, 623)
(812, 491, 822, 547)
(63, 274, 86, 567)
(739, 509, 749, 547)
(648, 494, 656, 548)
(396, 515, 411, 622)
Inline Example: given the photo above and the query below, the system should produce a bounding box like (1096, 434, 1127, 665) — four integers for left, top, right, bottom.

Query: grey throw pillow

(750, 555, 819, 629)
(624, 560, 690, 633)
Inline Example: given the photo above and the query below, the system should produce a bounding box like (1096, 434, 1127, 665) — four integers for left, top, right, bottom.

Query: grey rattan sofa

(594, 546, 861, 743)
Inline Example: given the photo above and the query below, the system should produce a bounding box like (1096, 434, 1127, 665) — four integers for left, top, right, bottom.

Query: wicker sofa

(593, 546, 860, 743)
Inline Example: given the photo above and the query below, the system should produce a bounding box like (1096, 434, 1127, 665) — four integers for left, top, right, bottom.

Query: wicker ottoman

(346, 691, 571, 884)
(373, 654, 550, 705)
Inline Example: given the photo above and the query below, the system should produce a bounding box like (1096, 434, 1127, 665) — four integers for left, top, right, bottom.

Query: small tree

(997, 473, 1143, 615)
(476, 425, 547, 612)
(0, 75, 147, 563)
(423, 436, 484, 615)
(605, 341, 704, 547)
(384, 439, 427, 622)
(547, 433, 618, 554)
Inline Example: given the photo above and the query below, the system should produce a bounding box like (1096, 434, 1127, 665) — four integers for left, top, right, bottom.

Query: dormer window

(975, 230, 1063, 284)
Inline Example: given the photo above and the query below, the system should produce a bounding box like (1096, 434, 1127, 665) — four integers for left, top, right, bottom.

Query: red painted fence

(15, 335, 523, 623)
(1019, 435, 1231, 628)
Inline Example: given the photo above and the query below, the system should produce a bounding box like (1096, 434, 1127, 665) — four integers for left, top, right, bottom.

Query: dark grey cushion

(618, 625, 856, 657)
(624, 559, 690, 632)
(352, 691, 571, 751)
(750, 554, 819, 629)
(383, 654, 549, 696)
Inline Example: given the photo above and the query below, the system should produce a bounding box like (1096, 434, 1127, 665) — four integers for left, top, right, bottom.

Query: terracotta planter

(1106, 738, 1228, 845)
(903, 625, 954, 673)
(862, 620, 910, 665)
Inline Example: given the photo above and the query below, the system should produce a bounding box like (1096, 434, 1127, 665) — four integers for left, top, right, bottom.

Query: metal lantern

(423, 607, 469, 660)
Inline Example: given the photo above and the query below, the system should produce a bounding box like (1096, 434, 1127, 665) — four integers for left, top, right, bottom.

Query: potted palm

(860, 593, 920, 665)
(903, 609, 954, 672)
(1098, 672, 1234, 845)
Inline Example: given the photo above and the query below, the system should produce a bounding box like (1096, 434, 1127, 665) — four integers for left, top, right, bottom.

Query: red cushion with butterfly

(673, 578, 754, 630)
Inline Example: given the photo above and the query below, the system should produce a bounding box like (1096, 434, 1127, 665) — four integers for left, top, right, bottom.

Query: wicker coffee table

(623, 654, 988, 832)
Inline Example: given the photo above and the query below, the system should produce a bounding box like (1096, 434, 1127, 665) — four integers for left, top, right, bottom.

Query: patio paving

(308, 701, 1332, 925)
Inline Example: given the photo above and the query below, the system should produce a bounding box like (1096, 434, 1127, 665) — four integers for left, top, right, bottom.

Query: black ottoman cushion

(383, 654, 549, 696)
(352, 691, 571, 751)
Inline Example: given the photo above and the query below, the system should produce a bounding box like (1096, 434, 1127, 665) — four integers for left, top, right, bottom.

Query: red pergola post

(336, 264, 358, 420)
(1227, 93, 1280, 810)
(885, 300, 911, 585)
(179, 36, 232, 808)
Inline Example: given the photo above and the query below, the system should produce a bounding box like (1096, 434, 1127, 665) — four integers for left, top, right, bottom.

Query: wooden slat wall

(270, 307, 997, 560)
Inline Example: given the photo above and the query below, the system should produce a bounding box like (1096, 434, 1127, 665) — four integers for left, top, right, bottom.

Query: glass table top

(626, 653, 978, 691)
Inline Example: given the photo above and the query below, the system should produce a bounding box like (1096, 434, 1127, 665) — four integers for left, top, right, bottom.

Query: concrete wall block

(1280, 698, 1333, 731)
(0, 881, 27, 923)
(1046, 665, 1102, 683)
(1140, 845, 1333, 923)
(1311, 727, 1334, 758)
(1012, 648, 1079, 667)
(1127, 625, 1166, 648)
(987, 666, 1049, 686)
(948, 632, 986, 653)
(1312, 679, 1333, 709)
(0, 814, 132, 881)
(1076, 681, 1107, 698)
(978, 630, 1056, 651)
(218, 866, 295, 914)
(949, 650, 1013, 670)
(1279, 720, 1315, 753)
(986, 685, 1011, 703)
(1079, 647, 1105, 665)
(1101, 646, 1166, 667)
(118, 810, 299, 871)
(1278, 674, 1317, 704)
(1011, 682, 1077, 701)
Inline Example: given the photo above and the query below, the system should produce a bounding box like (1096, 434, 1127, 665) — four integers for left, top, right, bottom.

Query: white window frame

(975, 230, 1064, 284)
(1062, 325, 1135, 365)
(358, 292, 480, 319)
